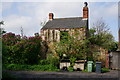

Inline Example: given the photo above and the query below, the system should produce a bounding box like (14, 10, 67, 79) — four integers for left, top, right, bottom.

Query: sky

(0, 0, 119, 41)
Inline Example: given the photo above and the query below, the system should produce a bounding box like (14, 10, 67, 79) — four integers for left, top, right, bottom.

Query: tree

(34, 33, 39, 37)
(0, 21, 6, 36)
(2, 32, 21, 46)
(0, 28, 6, 35)
(89, 18, 118, 51)
(92, 18, 110, 35)
(40, 20, 47, 28)
(53, 31, 91, 60)
(2, 32, 49, 64)
(0, 21, 4, 25)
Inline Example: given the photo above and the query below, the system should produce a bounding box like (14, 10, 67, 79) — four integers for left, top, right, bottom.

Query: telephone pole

(20, 26, 24, 38)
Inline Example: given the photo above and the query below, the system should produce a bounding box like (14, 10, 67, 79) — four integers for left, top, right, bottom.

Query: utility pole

(20, 26, 24, 38)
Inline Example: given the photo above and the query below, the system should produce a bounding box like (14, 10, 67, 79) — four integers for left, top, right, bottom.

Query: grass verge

(3, 64, 60, 71)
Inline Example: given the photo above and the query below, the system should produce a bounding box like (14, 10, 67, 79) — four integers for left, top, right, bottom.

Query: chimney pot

(49, 13, 54, 20)
(83, 2, 88, 20)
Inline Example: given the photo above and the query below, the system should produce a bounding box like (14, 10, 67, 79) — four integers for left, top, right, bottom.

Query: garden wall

(109, 51, 120, 70)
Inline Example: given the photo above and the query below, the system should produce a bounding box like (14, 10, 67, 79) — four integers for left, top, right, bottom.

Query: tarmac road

(2, 70, 120, 80)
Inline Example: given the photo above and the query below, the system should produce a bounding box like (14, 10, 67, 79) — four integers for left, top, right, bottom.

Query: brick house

(41, 2, 89, 42)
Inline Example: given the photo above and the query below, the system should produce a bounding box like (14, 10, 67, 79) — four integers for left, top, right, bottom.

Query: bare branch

(92, 18, 110, 35)
(40, 19, 47, 27)
(0, 21, 4, 25)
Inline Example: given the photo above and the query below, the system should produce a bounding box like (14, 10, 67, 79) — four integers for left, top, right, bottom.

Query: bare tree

(40, 19, 47, 28)
(0, 21, 4, 25)
(40, 19, 47, 36)
(92, 18, 110, 35)
(90, 18, 118, 51)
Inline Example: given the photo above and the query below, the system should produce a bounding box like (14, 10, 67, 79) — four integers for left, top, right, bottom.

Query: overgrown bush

(47, 54, 60, 68)
(2, 32, 48, 65)
(68, 67, 74, 72)
(53, 31, 90, 61)
(39, 59, 49, 65)
(101, 68, 110, 73)
(3, 64, 60, 71)
(2, 32, 21, 46)
(70, 57, 76, 67)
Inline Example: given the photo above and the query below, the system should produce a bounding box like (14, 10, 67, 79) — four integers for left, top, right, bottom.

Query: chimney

(49, 13, 54, 20)
(83, 2, 88, 20)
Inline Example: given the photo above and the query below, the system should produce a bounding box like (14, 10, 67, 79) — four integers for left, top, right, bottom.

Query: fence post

(105, 51, 109, 68)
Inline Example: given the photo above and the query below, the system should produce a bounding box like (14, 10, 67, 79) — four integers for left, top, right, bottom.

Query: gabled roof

(41, 17, 88, 29)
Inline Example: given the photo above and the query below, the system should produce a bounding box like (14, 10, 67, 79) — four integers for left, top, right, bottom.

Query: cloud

(106, 3, 118, 17)
(3, 15, 34, 35)
(2, 2, 118, 41)
(0, 3, 2, 20)
(89, 2, 118, 41)
(2, 2, 13, 12)
(90, 2, 118, 26)
(17, 2, 83, 20)
(0, 2, 13, 20)
(16, 2, 84, 29)
(1, 0, 119, 2)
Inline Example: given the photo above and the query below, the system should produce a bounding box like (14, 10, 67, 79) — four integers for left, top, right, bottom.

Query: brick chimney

(49, 13, 54, 20)
(83, 2, 88, 20)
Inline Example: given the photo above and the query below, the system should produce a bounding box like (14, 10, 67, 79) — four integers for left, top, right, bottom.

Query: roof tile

(41, 17, 87, 29)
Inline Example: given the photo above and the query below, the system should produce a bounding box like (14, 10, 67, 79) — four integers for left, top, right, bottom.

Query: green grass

(81, 69, 88, 72)
(81, 67, 110, 73)
(3, 64, 60, 71)
(101, 68, 110, 73)
(68, 67, 74, 72)
(3, 64, 110, 73)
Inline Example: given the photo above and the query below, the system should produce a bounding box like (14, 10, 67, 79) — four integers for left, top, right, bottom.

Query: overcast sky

(1, 0, 119, 41)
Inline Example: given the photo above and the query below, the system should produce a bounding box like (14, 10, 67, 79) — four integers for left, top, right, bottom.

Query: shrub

(3, 64, 60, 71)
(47, 54, 60, 68)
(70, 57, 76, 67)
(2, 33, 48, 65)
(68, 67, 74, 72)
(101, 68, 110, 73)
(39, 60, 49, 65)
(2, 33, 21, 46)
(2, 43, 9, 64)
(82, 69, 88, 72)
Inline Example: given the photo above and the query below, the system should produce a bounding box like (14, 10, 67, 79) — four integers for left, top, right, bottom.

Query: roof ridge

(54, 17, 82, 20)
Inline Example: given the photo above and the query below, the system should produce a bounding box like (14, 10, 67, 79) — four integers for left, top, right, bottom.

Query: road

(2, 70, 120, 80)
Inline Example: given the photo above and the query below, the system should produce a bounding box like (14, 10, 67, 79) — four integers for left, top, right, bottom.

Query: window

(53, 30, 55, 41)
(60, 31, 69, 41)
